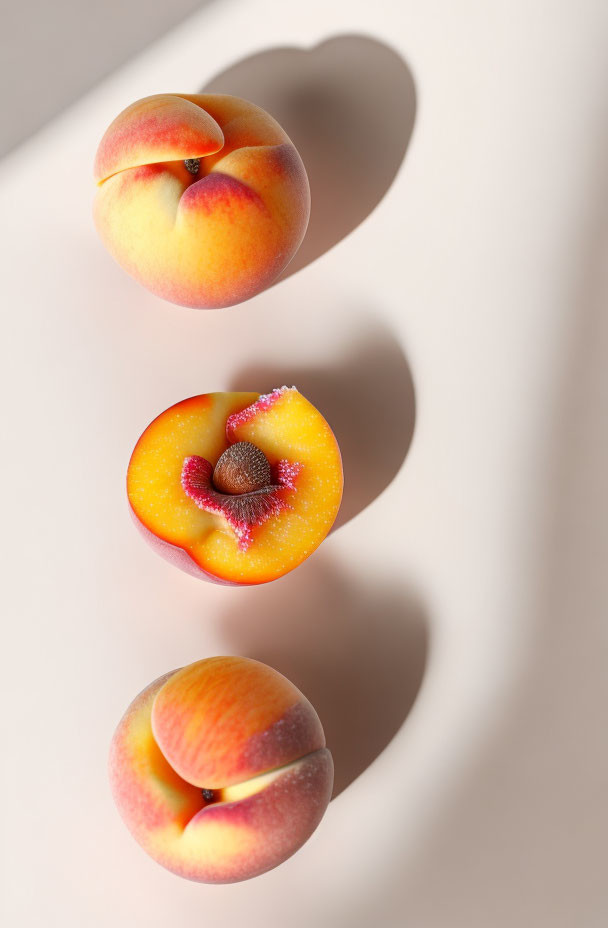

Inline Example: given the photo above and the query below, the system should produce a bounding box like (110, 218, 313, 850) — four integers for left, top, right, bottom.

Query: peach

(93, 94, 310, 308)
(110, 656, 333, 883)
(127, 386, 343, 585)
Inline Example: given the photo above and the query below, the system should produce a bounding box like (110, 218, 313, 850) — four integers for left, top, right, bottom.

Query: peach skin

(127, 386, 343, 585)
(110, 657, 334, 883)
(93, 94, 310, 308)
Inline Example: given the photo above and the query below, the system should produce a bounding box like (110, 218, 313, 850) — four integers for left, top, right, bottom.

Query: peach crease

(181, 455, 302, 551)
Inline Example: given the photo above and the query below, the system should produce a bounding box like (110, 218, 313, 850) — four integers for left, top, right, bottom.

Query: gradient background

(1, 1, 607, 925)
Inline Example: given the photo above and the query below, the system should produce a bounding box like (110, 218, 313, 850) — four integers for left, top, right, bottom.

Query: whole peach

(94, 94, 310, 308)
(110, 657, 333, 882)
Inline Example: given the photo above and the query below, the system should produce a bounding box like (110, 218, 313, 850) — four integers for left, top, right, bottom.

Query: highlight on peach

(110, 656, 334, 883)
(93, 94, 310, 308)
(127, 386, 343, 585)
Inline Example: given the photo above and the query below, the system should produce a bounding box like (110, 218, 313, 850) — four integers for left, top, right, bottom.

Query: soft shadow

(220, 556, 428, 798)
(1, 0, 217, 159)
(228, 323, 416, 529)
(202, 34, 416, 278)
(368, 139, 608, 928)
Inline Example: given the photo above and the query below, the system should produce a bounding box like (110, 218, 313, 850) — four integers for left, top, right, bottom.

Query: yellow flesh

(128, 389, 343, 583)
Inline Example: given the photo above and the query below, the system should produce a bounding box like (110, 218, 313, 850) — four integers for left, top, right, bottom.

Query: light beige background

(1, 0, 212, 157)
(1, 1, 607, 926)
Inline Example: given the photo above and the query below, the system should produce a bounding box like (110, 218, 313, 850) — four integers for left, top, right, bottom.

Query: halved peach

(109, 657, 334, 883)
(127, 387, 343, 585)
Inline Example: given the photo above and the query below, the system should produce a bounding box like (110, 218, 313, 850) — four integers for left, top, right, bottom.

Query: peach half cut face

(127, 387, 343, 585)
(93, 93, 310, 308)
(110, 657, 334, 883)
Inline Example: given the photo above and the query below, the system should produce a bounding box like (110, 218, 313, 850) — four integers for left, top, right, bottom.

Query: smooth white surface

(2, 1, 608, 925)
(1, 0, 211, 156)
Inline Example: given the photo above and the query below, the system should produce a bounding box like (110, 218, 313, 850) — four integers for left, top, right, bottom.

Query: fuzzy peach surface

(127, 387, 343, 585)
(110, 657, 333, 883)
(94, 94, 310, 308)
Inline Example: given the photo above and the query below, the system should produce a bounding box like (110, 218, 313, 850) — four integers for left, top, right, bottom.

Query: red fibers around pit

(225, 387, 296, 439)
(181, 454, 302, 551)
(275, 459, 301, 490)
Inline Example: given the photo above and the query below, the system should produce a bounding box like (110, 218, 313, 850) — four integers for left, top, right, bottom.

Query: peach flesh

(110, 657, 334, 882)
(127, 387, 343, 585)
(181, 450, 302, 551)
